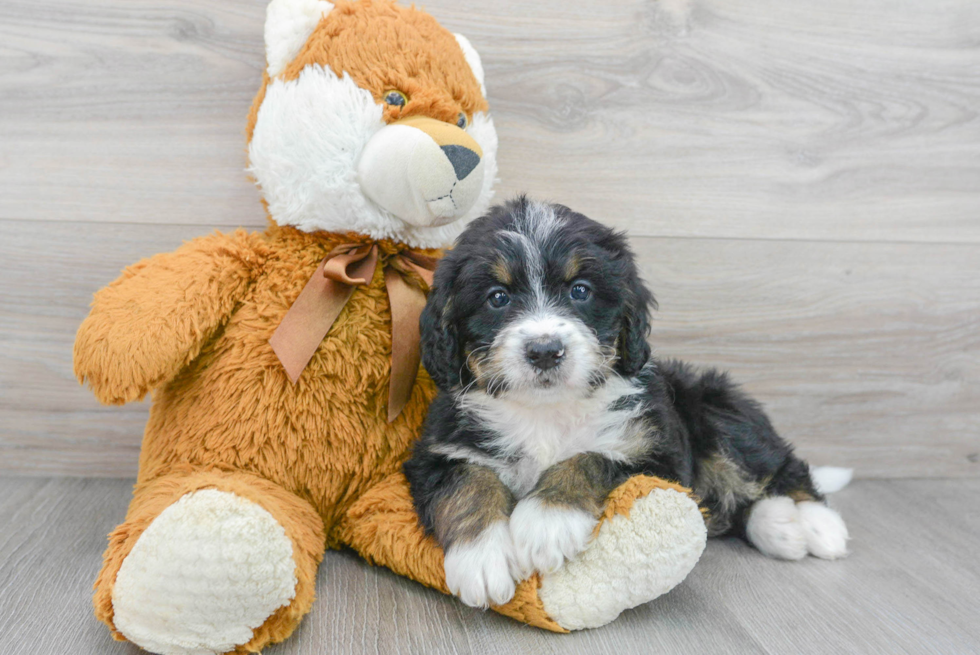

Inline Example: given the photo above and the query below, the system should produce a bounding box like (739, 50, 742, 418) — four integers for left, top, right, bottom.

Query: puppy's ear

(616, 267, 656, 378)
(420, 276, 463, 391)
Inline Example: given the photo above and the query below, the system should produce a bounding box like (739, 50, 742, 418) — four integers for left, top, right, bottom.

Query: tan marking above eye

(563, 254, 582, 282)
(491, 258, 512, 285)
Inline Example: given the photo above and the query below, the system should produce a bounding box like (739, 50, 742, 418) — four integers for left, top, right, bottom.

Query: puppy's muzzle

(525, 337, 565, 371)
(357, 115, 485, 227)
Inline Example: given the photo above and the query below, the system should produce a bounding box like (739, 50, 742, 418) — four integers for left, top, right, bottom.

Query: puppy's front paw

(510, 496, 597, 576)
(443, 521, 518, 608)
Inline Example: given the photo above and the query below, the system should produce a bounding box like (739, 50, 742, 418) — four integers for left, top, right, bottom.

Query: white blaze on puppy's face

(490, 312, 605, 400)
(475, 202, 610, 401)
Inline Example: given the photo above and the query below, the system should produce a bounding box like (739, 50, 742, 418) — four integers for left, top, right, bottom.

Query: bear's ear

(453, 33, 486, 98)
(265, 0, 334, 78)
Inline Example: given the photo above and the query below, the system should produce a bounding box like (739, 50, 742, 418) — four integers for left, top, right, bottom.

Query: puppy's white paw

(797, 501, 849, 559)
(745, 496, 808, 560)
(510, 496, 597, 576)
(444, 521, 518, 608)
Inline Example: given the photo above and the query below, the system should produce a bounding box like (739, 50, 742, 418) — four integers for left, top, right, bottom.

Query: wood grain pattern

(1, 477, 977, 655)
(0, 0, 978, 242)
(1, 0, 979, 478)
(0, 477, 139, 655)
(2, 220, 977, 478)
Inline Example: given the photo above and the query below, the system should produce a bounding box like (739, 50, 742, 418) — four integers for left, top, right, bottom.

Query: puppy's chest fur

(449, 377, 653, 498)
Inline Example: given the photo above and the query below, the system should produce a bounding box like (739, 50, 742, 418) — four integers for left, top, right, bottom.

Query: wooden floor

(1, 477, 977, 655)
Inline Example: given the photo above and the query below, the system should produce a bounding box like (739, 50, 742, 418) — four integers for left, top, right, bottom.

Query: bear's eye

(384, 90, 407, 107)
(456, 112, 468, 129)
(487, 288, 510, 309)
(570, 282, 592, 301)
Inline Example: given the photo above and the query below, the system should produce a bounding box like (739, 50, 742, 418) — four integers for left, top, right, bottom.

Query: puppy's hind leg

(745, 457, 849, 560)
(797, 500, 849, 559)
(744, 496, 808, 560)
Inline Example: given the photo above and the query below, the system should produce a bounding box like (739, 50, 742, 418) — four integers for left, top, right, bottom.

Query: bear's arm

(73, 229, 266, 405)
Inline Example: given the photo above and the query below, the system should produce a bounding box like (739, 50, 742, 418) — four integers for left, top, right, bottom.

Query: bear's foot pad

(538, 487, 707, 630)
(112, 489, 297, 654)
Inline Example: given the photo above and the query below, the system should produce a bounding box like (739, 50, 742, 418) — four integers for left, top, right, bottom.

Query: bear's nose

(440, 145, 480, 180)
(525, 338, 565, 371)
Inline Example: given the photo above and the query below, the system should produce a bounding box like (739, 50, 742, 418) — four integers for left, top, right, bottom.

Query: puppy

(404, 196, 849, 609)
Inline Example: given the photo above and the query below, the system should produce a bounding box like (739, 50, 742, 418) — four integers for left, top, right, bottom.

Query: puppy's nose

(525, 338, 565, 371)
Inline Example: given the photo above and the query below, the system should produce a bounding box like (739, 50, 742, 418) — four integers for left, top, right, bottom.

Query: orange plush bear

(74, 2, 708, 653)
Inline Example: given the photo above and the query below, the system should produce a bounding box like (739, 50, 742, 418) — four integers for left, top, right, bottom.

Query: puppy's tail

(810, 466, 853, 494)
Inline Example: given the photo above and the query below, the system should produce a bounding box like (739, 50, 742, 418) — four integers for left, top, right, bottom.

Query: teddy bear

(73, 1, 708, 653)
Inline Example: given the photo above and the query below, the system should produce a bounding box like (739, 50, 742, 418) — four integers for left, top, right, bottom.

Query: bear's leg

(94, 468, 325, 654)
(532, 476, 708, 630)
(337, 472, 706, 632)
(335, 472, 451, 596)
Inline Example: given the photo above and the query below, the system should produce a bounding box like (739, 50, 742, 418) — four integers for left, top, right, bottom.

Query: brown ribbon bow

(269, 243, 438, 423)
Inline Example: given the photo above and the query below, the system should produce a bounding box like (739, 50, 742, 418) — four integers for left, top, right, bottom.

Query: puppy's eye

(570, 283, 592, 301)
(456, 112, 468, 129)
(384, 90, 407, 107)
(487, 289, 510, 308)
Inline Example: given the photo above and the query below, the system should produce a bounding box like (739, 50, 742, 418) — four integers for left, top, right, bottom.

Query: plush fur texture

(77, 4, 717, 651)
(406, 197, 849, 608)
(74, 3, 708, 652)
(80, 228, 448, 652)
(248, 0, 498, 247)
(453, 33, 486, 97)
(538, 482, 707, 630)
(91, 467, 326, 653)
(265, 0, 335, 77)
(111, 489, 298, 654)
(248, 64, 497, 246)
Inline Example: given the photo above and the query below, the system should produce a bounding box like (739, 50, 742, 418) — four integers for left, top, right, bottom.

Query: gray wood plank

(0, 221, 204, 476)
(641, 237, 980, 480)
(686, 484, 980, 654)
(0, 477, 141, 655)
(1, 0, 978, 243)
(3, 220, 978, 478)
(1, 477, 977, 655)
(0, 0, 269, 228)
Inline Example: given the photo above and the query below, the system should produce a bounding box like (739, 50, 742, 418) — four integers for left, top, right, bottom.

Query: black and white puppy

(404, 197, 849, 609)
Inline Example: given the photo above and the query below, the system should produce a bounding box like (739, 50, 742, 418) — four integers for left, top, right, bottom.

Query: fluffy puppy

(404, 196, 849, 609)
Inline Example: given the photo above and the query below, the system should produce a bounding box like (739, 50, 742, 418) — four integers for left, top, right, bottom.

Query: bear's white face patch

(248, 64, 498, 248)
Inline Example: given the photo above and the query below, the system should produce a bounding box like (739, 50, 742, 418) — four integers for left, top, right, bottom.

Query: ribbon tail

(270, 258, 356, 384)
(385, 266, 428, 422)
(399, 257, 436, 288)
